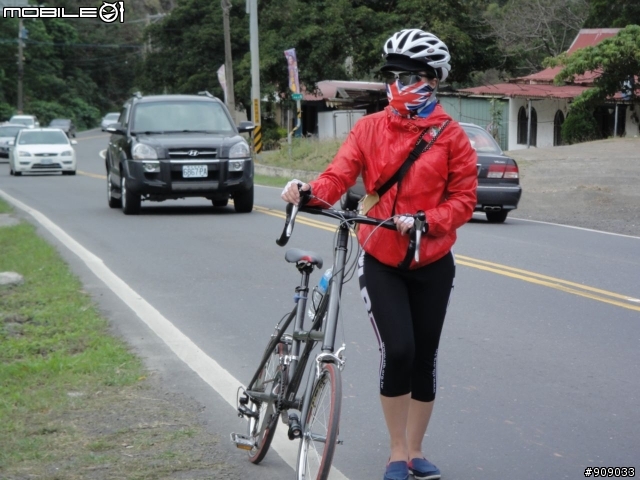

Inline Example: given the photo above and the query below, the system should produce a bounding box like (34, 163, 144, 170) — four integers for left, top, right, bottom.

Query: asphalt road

(1, 129, 638, 480)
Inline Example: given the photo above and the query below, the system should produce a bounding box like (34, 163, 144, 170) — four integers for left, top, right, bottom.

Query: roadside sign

(292, 93, 303, 101)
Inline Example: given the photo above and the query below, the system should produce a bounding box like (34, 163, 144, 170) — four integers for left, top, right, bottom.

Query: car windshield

(0, 126, 23, 137)
(18, 131, 69, 145)
(105, 113, 119, 120)
(462, 126, 502, 154)
(10, 117, 34, 126)
(50, 119, 70, 126)
(131, 101, 234, 134)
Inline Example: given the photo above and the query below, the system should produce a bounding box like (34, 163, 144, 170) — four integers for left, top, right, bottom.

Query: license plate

(41, 158, 52, 164)
(182, 165, 208, 178)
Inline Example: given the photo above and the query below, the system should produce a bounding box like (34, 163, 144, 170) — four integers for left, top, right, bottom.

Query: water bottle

(307, 267, 333, 320)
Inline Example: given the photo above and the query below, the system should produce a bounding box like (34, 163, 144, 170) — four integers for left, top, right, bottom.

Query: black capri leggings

(358, 251, 455, 402)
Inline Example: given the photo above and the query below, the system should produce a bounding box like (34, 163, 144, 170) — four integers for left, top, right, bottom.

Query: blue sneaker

(408, 457, 441, 480)
(384, 460, 409, 480)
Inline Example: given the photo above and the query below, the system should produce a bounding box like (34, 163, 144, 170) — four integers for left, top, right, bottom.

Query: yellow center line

(253, 205, 640, 313)
(78, 170, 106, 180)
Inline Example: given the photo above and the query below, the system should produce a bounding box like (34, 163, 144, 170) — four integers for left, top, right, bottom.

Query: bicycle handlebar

(276, 193, 426, 270)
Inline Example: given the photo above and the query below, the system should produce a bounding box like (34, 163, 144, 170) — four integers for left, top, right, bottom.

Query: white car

(101, 112, 120, 131)
(9, 114, 40, 129)
(9, 128, 77, 176)
(0, 123, 26, 159)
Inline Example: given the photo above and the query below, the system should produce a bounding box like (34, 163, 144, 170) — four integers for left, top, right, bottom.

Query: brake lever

(276, 203, 296, 246)
(413, 211, 426, 263)
(397, 212, 426, 269)
(276, 184, 309, 247)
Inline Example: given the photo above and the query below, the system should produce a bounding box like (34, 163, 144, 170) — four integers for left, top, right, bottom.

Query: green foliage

(584, 0, 640, 28)
(261, 119, 288, 151)
(561, 105, 600, 144)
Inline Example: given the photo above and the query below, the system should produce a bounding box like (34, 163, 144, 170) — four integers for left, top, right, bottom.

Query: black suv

(105, 92, 255, 214)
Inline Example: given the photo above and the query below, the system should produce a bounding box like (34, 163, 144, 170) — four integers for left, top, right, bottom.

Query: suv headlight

(228, 141, 250, 159)
(60, 150, 73, 156)
(132, 143, 158, 160)
(18, 150, 32, 157)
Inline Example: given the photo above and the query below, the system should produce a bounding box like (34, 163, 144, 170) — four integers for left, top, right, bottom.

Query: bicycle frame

(244, 220, 350, 430)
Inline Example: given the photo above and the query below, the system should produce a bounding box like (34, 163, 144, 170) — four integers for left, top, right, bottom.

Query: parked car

(0, 124, 27, 158)
(8, 128, 77, 176)
(9, 114, 40, 129)
(48, 118, 77, 138)
(340, 121, 522, 223)
(101, 112, 120, 131)
(105, 91, 255, 215)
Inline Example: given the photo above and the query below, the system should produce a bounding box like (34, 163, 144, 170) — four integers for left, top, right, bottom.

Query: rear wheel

(121, 176, 141, 215)
(247, 339, 289, 464)
(297, 362, 342, 480)
(486, 210, 508, 223)
(233, 186, 254, 213)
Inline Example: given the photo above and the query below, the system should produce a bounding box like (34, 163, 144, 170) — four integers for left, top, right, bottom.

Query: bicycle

(231, 194, 427, 480)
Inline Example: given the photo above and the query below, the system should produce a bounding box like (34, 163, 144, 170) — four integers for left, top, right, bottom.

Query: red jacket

(308, 104, 477, 268)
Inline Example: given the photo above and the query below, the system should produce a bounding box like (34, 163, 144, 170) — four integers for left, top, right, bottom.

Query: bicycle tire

(296, 362, 342, 480)
(247, 340, 289, 464)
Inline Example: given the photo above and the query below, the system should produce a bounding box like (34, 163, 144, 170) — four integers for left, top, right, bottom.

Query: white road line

(0, 188, 349, 480)
(472, 212, 640, 240)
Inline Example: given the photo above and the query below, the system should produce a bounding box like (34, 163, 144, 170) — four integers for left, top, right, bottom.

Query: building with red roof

(444, 28, 639, 151)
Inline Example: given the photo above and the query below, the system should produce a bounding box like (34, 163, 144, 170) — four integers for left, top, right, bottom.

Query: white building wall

(507, 98, 570, 151)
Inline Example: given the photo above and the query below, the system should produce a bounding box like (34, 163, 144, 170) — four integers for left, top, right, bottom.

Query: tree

(584, 0, 640, 28)
(482, 0, 589, 76)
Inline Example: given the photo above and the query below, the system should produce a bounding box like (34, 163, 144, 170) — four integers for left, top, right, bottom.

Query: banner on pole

(284, 48, 300, 94)
(217, 64, 227, 104)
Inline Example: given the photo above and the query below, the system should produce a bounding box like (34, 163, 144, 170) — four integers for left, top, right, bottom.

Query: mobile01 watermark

(3, 1, 125, 23)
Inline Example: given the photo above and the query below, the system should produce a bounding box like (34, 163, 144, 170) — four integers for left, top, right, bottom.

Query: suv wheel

(107, 172, 122, 208)
(121, 176, 141, 215)
(233, 186, 254, 213)
(486, 210, 508, 223)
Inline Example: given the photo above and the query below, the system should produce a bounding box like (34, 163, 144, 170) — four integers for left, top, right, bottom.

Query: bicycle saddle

(285, 248, 324, 268)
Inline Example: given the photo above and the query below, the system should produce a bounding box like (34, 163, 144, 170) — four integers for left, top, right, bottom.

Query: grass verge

(257, 137, 342, 172)
(0, 199, 228, 479)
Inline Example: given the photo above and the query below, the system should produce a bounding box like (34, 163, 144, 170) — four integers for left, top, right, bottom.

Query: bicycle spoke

(297, 363, 342, 480)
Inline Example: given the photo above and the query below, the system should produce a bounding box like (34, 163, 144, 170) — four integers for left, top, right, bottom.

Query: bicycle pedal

(230, 432, 255, 451)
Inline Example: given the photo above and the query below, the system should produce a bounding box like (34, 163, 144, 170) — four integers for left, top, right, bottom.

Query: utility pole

(221, 0, 236, 122)
(17, 18, 24, 114)
(248, 0, 261, 154)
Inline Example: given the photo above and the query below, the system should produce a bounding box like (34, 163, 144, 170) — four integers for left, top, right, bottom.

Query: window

(517, 105, 538, 146)
(517, 107, 527, 144)
(554, 110, 565, 146)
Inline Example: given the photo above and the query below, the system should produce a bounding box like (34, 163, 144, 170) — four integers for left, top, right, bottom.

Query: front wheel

(121, 175, 141, 215)
(297, 362, 342, 480)
(107, 171, 121, 208)
(247, 340, 289, 464)
(233, 186, 254, 213)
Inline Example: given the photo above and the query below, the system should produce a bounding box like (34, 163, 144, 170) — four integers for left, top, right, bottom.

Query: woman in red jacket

(282, 29, 477, 480)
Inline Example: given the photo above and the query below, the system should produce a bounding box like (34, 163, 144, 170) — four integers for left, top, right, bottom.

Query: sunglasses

(383, 71, 438, 85)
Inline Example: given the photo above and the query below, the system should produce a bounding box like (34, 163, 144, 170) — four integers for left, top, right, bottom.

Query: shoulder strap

(377, 120, 451, 199)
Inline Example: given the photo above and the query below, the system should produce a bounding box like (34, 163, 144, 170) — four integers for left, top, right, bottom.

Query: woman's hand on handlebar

(281, 179, 311, 205)
(394, 215, 415, 236)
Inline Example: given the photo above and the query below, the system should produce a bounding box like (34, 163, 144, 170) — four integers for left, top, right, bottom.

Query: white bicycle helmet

(381, 29, 451, 82)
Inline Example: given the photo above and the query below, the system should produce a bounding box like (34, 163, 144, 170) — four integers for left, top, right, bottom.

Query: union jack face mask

(386, 74, 436, 117)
